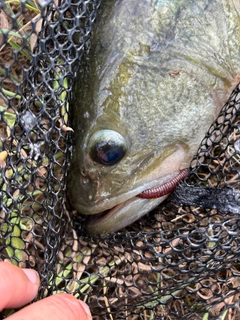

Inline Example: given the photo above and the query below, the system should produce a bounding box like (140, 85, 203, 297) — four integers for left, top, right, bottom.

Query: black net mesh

(1, 1, 240, 319)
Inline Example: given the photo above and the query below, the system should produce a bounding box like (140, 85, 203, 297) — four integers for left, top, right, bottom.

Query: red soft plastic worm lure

(137, 168, 188, 199)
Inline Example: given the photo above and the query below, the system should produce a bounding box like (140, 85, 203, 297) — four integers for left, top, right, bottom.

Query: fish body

(68, 0, 240, 234)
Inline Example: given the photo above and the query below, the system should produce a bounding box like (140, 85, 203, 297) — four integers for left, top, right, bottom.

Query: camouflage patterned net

(1, 0, 240, 319)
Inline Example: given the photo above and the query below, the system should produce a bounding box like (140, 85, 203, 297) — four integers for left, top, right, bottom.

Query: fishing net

(0, 0, 240, 319)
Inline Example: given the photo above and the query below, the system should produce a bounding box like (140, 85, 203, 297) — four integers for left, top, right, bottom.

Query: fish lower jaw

(85, 169, 188, 234)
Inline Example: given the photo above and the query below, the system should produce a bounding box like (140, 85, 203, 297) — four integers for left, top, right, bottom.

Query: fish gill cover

(0, 0, 240, 319)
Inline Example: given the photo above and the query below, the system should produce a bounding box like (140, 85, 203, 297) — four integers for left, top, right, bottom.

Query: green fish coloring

(67, 0, 240, 234)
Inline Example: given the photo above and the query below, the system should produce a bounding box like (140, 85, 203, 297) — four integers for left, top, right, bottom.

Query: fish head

(67, 0, 240, 234)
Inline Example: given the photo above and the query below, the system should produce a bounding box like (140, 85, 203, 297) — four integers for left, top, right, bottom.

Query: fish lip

(81, 168, 187, 215)
(85, 169, 188, 227)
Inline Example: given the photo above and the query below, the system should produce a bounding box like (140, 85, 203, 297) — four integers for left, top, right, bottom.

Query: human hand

(0, 262, 92, 320)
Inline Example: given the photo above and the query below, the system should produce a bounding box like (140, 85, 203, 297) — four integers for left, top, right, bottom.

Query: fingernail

(79, 300, 92, 319)
(22, 268, 39, 285)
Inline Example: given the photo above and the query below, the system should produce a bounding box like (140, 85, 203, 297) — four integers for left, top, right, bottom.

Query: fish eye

(89, 130, 127, 165)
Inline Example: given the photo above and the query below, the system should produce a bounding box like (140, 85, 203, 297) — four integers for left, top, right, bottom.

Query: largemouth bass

(67, 0, 240, 234)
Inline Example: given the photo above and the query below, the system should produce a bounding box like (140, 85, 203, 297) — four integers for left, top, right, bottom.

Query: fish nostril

(79, 169, 101, 198)
(79, 170, 91, 185)
(82, 177, 90, 184)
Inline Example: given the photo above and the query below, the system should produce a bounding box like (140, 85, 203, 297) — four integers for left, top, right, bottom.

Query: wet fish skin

(67, 0, 240, 234)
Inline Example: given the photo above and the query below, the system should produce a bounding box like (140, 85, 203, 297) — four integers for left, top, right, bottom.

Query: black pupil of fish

(93, 140, 125, 165)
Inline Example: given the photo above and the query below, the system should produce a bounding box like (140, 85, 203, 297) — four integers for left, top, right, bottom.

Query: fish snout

(67, 163, 103, 214)
(78, 168, 102, 204)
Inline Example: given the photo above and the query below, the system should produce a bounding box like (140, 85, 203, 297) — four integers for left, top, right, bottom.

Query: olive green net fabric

(1, 1, 240, 319)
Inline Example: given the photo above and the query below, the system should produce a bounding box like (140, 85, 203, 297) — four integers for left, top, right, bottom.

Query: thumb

(0, 262, 39, 309)
(7, 294, 92, 320)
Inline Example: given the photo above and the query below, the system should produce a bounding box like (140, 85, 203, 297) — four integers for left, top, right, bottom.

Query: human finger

(7, 293, 92, 320)
(0, 262, 40, 310)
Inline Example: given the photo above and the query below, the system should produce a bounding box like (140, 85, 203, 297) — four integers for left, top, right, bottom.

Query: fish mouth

(85, 168, 188, 234)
